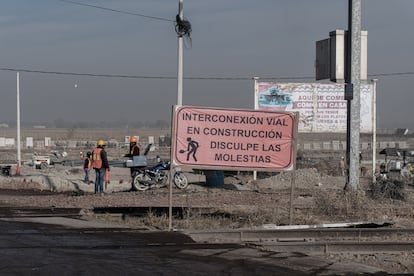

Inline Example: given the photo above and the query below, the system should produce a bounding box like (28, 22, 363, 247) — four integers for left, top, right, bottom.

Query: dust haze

(0, 0, 413, 129)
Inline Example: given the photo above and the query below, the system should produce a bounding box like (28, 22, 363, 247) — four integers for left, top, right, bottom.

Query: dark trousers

(94, 168, 105, 193)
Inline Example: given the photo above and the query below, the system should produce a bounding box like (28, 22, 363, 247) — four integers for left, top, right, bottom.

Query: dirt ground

(1, 161, 414, 273)
(1, 160, 413, 227)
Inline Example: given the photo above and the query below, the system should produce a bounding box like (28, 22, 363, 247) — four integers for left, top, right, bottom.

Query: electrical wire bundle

(175, 14, 192, 47)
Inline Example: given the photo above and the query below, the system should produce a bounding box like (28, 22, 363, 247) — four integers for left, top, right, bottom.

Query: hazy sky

(0, 0, 413, 129)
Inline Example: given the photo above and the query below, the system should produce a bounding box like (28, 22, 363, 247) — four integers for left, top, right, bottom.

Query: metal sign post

(289, 112, 299, 225)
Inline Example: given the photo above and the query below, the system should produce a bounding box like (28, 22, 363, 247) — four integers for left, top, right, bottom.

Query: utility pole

(177, 0, 183, 106)
(345, 0, 362, 191)
(170, 0, 184, 232)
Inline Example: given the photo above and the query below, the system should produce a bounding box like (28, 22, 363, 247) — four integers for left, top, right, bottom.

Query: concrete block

(379, 142, 388, 149)
(5, 138, 15, 146)
(303, 143, 311, 150)
(45, 137, 52, 147)
(35, 141, 45, 150)
(312, 143, 321, 150)
(397, 141, 408, 148)
(322, 142, 331, 150)
(26, 137, 33, 148)
(68, 141, 77, 148)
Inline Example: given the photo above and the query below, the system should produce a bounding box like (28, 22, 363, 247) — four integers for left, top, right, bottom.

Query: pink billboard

(172, 106, 297, 171)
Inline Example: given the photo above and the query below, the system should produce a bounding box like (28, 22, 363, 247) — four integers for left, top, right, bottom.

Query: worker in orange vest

(340, 156, 346, 176)
(124, 136, 140, 175)
(127, 137, 140, 157)
(92, 139, 109, 194)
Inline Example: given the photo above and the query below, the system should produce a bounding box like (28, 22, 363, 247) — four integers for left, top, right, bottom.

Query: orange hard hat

(130, 137, 137, 143)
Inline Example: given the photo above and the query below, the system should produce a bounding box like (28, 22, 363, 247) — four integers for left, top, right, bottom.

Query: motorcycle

(132, 158, 188, 191)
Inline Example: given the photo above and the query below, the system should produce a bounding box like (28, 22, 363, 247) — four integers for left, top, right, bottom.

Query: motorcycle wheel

(173, 172, 188, 189)
(132, 173, 150, 191)
(157, 172, 169, 187)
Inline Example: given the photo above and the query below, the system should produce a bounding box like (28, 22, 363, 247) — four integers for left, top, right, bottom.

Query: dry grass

(89, 186, 414, 230)
(175, 207, 290, 230)
(91, 207, 291, 231)
(369, 179, 406, 200)
(313, 190, 370, 222)
(311, 186, 414, 225)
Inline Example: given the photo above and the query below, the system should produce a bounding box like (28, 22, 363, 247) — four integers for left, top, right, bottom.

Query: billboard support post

(371, 79, 377, 183)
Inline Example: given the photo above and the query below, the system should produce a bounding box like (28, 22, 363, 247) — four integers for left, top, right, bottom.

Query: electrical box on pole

(345, 83, 354, 100)
(315, 30, 367, 83)
(315, 38, 330, 81)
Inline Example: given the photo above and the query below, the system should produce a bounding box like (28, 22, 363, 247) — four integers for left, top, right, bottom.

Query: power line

(0, 66, 413, 81)
(370, 72, 414, 77)
(0, 67, 311, 80)
(59, 0, 174, 22)
(0, 67, 174, 79)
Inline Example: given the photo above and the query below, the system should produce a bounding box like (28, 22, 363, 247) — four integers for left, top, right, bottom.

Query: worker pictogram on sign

(178, 137, 200, 162)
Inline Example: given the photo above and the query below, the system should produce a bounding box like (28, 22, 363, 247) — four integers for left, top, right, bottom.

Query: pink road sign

(172, 106, 297, 171)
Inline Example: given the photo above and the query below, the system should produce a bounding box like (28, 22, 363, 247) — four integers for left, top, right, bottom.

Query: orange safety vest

(92, 148, 103, 169)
